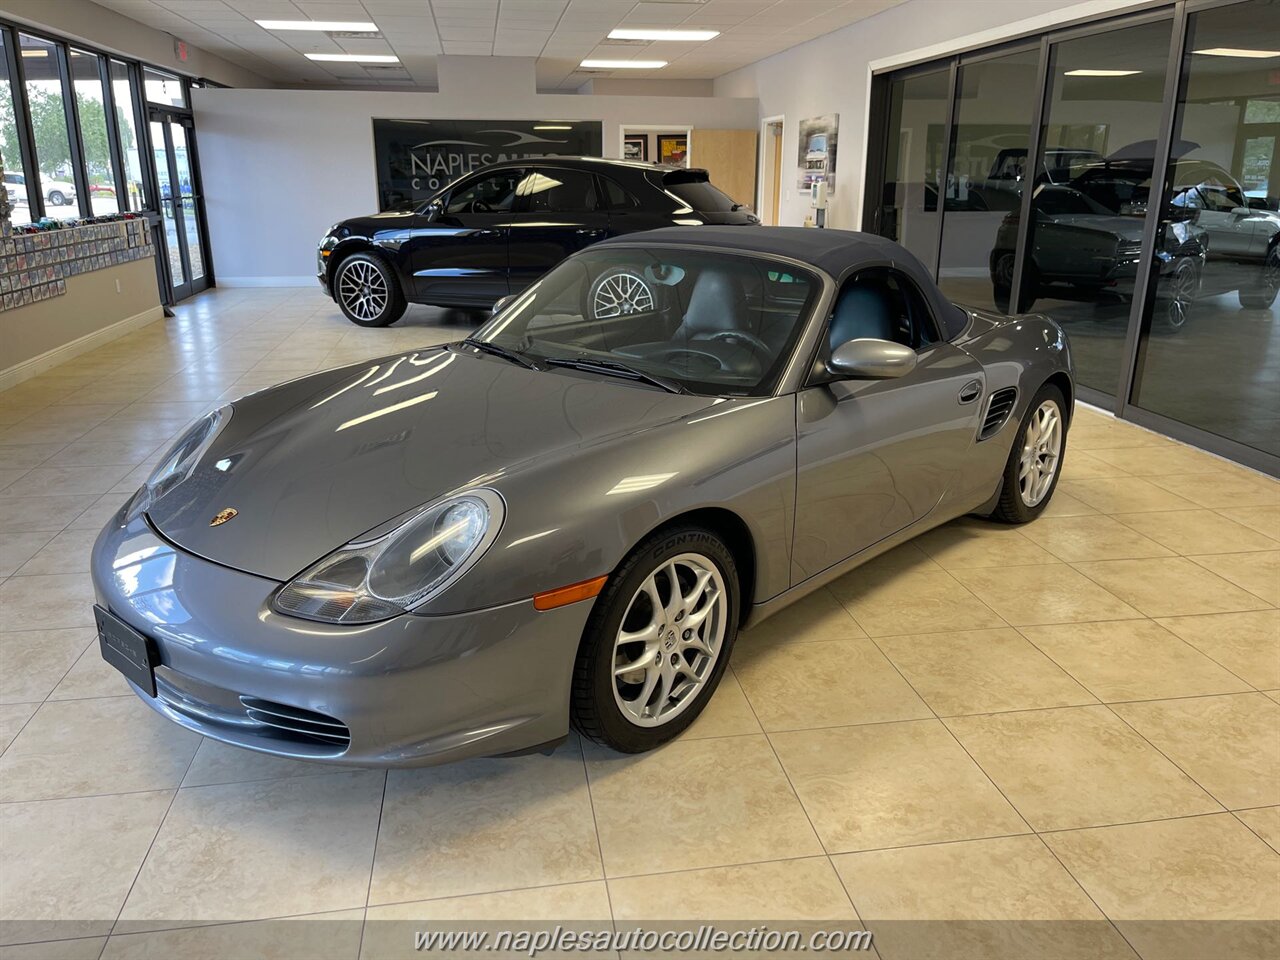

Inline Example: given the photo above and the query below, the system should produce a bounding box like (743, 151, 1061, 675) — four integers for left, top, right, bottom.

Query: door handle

(575, 228, 605, 236)
(958, 380, 982, 404)
(471, 228, 500, 238)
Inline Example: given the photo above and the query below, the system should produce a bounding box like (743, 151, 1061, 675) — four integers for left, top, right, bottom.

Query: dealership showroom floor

(0, 289, 1276, 959)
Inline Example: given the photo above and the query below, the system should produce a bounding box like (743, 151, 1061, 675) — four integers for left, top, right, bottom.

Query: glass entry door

(149, 110, 208, 301)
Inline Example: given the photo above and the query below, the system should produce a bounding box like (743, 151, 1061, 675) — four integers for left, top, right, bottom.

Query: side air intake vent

(239, 696, 351, 748)
(979, 388, 1018, 440)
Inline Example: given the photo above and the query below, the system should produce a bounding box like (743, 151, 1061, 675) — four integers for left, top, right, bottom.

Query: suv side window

(445, 170, 523, 215)
(516, 168, 598, 213)
(598, 176, 639, 210)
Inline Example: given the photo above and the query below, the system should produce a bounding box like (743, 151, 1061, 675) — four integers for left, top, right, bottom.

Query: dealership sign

(372, 119, 604, 210)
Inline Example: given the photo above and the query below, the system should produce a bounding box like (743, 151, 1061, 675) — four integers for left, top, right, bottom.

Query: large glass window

(0, 30, 34, 226)
(109, 60, 145, 211)
(938, 48, 1040, 312)
(18, 34, 76, 214)
(1133, 0, 1280, 457)
(69, 49, 117, 215)
(143, 67, 185, 107)
(1019, 19, 1174, 397)
(875, 67, 949, 268)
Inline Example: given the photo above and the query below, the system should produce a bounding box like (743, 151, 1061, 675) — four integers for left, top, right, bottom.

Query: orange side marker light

(533, 575, 608, 611)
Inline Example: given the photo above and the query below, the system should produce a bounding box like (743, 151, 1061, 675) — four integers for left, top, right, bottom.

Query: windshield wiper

(461, 338, 541, 370)
(543, 356, 687, 394)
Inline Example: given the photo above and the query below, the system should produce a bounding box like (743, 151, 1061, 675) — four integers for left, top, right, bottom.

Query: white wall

(713, 0, 1155, 230)
(194, 57, 758, 284)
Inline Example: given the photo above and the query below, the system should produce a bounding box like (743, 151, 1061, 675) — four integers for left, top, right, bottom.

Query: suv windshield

(472, 247, 820, 396)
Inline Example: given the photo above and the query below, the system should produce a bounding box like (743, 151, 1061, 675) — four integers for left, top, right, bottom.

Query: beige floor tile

(0, 695, 201, 802)
(913, 519, 1057, 570)
(1060, 449, 1133, 480)
(677, 668, 761, 740)
(609, 858, 856, 921)
(733, 636, 931, 731)
(362, 884, 610, 960)
(117, 772, 383, 930)
(1021, 620, 1252, 702)
(1037, 490, 1100, 518)
(0, 628, 93, 704)
(1087, 444, 1243, 477)
(829, 548, 1004, 637)
(947, 706, 1220, 830)
(586, 734, 821, 876)
(1114, 510, 1280, 555)
(0, 465, 133, 500)
(1149, 471, 1280, 509)
(0, 937, 107, 959)
(0, 497, 90, 534)
(45, 438, 167, 469)
(66, 493, 129, 531)
(0, 443, 65, 469)
(1156, 610, 1280, 689)
(1235, 806, 1280, 854)
(736, 587, 866, 647)
(1073, 557, 1272, 618)
(771, 720, 1028, 853)
(1067, 418, 1170, 451)
(1059, 477, 1199, 514)
(0, 791, 172, 944)
(1113, 694, 1280, 811)
(1219, 504, 1280, 541)
(102, 911, 364, 960)
(0, 532, 54, 577)
(371, 746, 601, 903)
(877, 627, 1095, 716)
(1189, 551, 1280, 606)
(0, 574, 97, 630)
(47, 641, 127, 700)
(951, 564, 1141, 626)
(12, 529, 100, 577)
(1020, 514, 1174, 562)
(0, 703, 36, 754)
(181, 738, 350, 787)
(1044, 814, 1280, 960)
(832, 836, 1132, 960)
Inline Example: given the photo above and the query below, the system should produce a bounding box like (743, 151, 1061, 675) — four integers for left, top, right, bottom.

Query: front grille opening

(979, 387, 1018, 440)
(239, 696, 351, 748)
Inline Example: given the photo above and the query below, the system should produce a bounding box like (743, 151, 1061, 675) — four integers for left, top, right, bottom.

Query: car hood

(1045, 213, 1145, 239)
(147, 348, 718, 581)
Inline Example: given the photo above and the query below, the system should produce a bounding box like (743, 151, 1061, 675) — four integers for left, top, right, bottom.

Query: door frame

(757, 115, 786, 225)
(147, 107, 211, 302)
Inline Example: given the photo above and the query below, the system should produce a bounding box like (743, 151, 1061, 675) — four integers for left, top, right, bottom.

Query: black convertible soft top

(598, 225, 972, 340)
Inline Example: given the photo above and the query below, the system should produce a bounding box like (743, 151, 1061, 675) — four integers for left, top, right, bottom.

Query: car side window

(517, 169, 598, 213)
(824, 268, 937, 358)
(444, 170, 523, 215)
(598, 176, 639, 210)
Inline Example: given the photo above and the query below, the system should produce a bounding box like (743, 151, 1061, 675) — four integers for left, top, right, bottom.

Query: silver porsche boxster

(91, 226, 1073, 766)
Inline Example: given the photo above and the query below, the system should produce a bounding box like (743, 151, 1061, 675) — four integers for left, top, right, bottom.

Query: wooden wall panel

(693, 129, 758, 211)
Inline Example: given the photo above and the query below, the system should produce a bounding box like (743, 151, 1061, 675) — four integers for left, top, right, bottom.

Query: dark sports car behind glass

(317, 156, 760, 327)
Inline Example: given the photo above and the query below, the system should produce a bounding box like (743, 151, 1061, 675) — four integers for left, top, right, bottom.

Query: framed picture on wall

(623, 135, 648, 162)
(658, 134, 688, 167)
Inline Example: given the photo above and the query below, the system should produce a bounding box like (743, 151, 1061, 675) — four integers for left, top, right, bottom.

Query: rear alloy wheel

(1239, 245, 1279, 310)
(1161, 258, 1198, 330)
(989, 383, 1067, 524)
(586, 266, 655, 321)
(335, 253, 407, 327)
(572, 526, 739, 752)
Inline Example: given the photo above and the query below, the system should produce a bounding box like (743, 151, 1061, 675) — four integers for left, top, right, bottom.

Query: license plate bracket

(95, 605, 157, 697)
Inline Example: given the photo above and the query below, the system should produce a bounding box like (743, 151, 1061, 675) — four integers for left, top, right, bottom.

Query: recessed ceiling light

(534, 125, 573, 130)
(1193, 47, 1280, 58)
(306, 54, 400, 63)
(1065, 68, 1141, 76)
(607, 28, 720, 41)
(580, 59, 668, 69)
(257, 20, 378, 32)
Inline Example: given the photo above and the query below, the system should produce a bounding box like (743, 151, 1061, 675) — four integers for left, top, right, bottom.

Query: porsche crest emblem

(209, 507, 239, 527)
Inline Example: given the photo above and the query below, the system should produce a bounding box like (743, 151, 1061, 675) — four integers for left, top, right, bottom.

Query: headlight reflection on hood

(271, 489, 504, 625)
(124, 406, 231, 522)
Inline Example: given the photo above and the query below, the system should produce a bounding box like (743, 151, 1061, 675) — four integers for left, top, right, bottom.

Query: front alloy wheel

(990, 383, 1068, 524)
(335, 253, 407, 327)
(572, 526, 739, 752)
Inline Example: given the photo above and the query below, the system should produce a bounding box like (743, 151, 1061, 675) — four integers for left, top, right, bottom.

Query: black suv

(318, 156, 759, 327)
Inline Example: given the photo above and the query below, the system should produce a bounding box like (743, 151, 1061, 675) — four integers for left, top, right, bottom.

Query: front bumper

(90, 507, 591, 766)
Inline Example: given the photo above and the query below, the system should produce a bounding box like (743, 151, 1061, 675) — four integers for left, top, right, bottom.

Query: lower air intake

(239, 696, 351, 748)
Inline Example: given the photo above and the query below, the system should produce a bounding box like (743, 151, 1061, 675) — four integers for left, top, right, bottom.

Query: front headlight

(124, 406, 231, 521)
(271, 489, 504, 624)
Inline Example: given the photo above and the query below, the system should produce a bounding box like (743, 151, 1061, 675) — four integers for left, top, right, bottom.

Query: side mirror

(424, 199, 443, 221)
(827, 338, 917, 380)
(491, 294, 517, 315)
(1231, 207, 1254, 217)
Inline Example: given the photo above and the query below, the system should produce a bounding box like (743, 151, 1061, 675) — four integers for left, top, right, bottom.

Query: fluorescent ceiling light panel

(1193, 47, 1280, 58)
(257, 20, 378, 32)
(1064, 69, 1141, 76)
(607, 28, 720, 41)
(20, 49, 47, 57)
(580, 59, 667, 69)
(534, 125, 573, 130)
(306, 54, 400, 63)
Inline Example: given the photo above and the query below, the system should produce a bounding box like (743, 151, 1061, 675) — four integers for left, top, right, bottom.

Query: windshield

(472, 247, 821, 396)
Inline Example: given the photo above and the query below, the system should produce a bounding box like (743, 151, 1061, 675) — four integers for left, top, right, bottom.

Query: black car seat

(828, 278, 897, 352)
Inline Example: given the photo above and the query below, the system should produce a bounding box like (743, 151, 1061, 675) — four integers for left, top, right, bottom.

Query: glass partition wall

(866, 0, 1280, 476)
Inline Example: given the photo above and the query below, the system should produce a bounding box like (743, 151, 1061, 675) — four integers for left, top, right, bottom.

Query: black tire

(989, 383, 1068, 524)
(582, 265, 657, 322)
(333, 252, 407, 327)
(1238, 245, 1279, 310)
(48, 190, 66, 206)
(571, 525, 740, 753)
